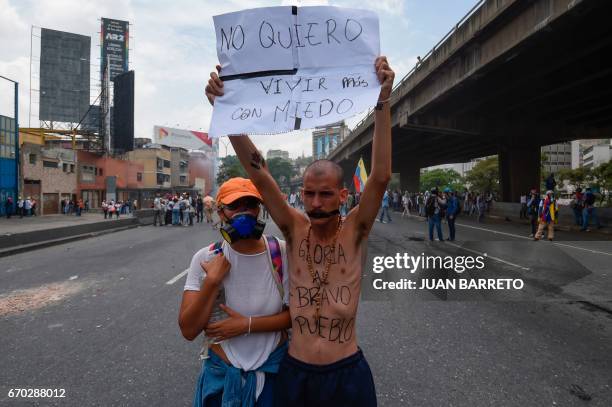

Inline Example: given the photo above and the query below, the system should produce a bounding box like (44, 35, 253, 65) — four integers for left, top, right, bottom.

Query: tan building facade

(127, 146, 172, 189)
(21, 143, 78, 215)
(170, 147, 190, 188)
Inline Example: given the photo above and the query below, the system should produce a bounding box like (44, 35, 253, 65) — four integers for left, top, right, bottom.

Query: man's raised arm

(351, 57, 395, 239)
(205, 66, 302, 237)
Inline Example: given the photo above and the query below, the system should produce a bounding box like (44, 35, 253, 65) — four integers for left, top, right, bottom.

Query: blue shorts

(275, 349, 377, 407)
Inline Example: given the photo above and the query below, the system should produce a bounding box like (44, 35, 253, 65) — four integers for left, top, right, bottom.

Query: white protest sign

(214, 7, 295, 77)
(209, 6, 381, 137)
(209, 67, 380, 136)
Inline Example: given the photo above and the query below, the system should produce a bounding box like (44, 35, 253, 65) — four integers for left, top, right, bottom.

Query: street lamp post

(0, 75, 19, 207)
(219, 138, 229, 157)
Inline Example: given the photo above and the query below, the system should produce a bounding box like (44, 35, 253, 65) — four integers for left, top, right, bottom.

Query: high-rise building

(170, 147, 190, 188)
(541, 142, 572, 174)
(312, 121, 348, 160)
(582, 141, 612, 169)
(571, 139, 611, 169)
(266, 149, 289, 160)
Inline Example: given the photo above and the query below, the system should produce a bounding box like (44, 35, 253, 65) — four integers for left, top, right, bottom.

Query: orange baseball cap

(216, 177, 263, 205)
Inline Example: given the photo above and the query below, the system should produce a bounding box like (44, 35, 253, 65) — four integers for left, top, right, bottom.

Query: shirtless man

(206, 56, 394, 406)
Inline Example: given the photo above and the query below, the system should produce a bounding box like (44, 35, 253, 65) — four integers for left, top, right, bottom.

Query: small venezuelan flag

(353, 157, 368, 193)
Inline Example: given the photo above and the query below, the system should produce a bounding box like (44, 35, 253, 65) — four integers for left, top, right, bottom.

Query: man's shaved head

(303, 160, 344, 188)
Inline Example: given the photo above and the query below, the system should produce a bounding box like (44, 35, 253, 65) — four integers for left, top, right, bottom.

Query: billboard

(39, 28, 90, 123)
(113, 71, 135, 152)
(153, 126, 214, 151)
(101, 18, 129, 81)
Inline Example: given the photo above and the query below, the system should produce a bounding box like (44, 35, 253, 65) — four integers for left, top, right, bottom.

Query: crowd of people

(373, 181, 604, 242)
(374, 188, 493, 241)
(150, 192, 218, 227)
(4, 196, 39, 218)
(61, 198, 90, 216)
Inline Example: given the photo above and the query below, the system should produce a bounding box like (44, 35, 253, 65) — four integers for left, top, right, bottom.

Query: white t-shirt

(184, 237, 289, 372)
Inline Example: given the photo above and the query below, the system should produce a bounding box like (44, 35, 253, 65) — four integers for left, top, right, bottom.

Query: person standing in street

(519, 193, 528, 219)
(24, 197, 32, 217)
(205, 55, 394, 406)
(153, 194, 163, 226)
(401, 191, 410, 218)
(179, 177, 290, 406)
(545, 173, 557, 192)
(581, 187, 602, 231)
(527, 188, 540, 238)
(5, 196, 13, 218)
(425, 188, 446, 241)
(196, 194, 204, 223)
(535, 190, 557, 241)
(172, 197, 180, 225)
(445, 187, 458, 241)
(204, 195, 215, 225)
(571, 188, 584, 227)
(378, 190, 392, 223)
(17, 197, 23, 218)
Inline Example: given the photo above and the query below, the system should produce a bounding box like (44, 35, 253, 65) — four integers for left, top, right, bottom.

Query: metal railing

(330, 0, 487, 156)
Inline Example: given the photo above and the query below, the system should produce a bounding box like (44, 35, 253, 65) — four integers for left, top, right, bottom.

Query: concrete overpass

(328, 0, 612, 201)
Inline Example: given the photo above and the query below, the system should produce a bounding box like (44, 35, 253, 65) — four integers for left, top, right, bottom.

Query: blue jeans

(379, 206, 391, 222)
(172, 209, 180, 225)
(447, 215, 456, 241)
(428, 214, 443, 241)
(582, 207, 601, 230)
(203, 373, 276, 407)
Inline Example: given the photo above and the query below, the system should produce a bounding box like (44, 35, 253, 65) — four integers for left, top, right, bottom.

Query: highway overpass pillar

(397, 162, 421, 192)
(499, 145, 540, 202)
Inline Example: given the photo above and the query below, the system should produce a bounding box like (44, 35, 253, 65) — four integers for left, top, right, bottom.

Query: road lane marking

(551, 242, 612, 256)
(446, 242, 531, 271)
(454, 222, 612, 256)
(455, 222, 531, 240)
(166, 269, 189, 285)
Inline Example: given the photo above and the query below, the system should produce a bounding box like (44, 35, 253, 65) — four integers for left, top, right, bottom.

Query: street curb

(0, 224, 141, 258)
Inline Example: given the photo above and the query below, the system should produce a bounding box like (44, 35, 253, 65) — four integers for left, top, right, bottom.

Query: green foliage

(540, 152, 550, 182)
(593, 161, 612, 206)
(266, 157, 297, 189)
(557, 162, 612, 206)
(464, 156, 499, 194)
(419, 168, 463, 193)
(216, 155, 247, 185)
(557, 167, 592, 189)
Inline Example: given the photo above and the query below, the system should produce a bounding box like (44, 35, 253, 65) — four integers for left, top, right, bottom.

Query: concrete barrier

(0, 217, 140, 250)
(132, 209, 156, 226)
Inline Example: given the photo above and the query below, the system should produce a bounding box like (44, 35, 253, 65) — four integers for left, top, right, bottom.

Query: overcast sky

(0, 0, 477, 158)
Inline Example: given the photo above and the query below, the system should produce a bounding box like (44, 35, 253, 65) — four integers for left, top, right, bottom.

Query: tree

(557, 167, 592, 189)
(266, 157, 297, 190)
(591, 161, 612, 206)
(216, 155, 247, 185)
(464, 156, 499, 194)
(419, 168, 463, 192)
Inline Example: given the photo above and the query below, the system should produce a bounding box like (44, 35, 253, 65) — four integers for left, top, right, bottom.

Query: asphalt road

(1, 213, 611, 406)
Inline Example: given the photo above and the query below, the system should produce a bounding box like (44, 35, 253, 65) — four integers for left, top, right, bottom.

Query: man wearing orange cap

(179, 177, 291, 407)
(206, 56, 394, 406)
